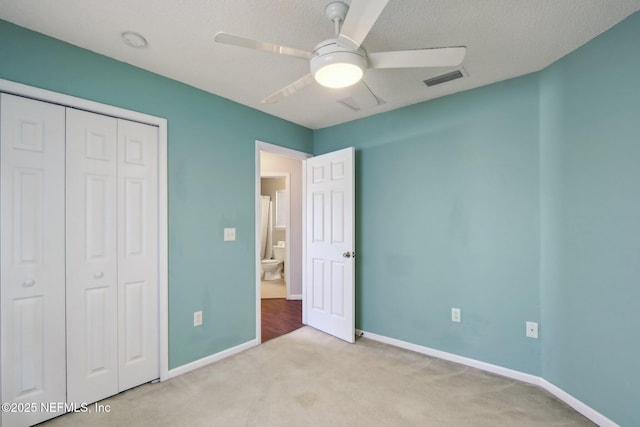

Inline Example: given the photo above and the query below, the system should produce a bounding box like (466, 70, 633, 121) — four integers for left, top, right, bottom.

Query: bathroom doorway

(260, 174, 288, 299)
(256, 141, 311, 342)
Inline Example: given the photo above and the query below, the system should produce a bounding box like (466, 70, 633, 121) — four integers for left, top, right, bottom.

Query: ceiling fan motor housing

(311, 39, 367, 88)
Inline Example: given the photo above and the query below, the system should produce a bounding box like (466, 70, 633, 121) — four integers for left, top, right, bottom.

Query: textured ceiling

(1, 0, 639, 129)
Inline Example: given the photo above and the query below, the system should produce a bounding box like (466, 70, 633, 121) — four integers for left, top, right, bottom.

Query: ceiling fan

(214, 0, 466, 110)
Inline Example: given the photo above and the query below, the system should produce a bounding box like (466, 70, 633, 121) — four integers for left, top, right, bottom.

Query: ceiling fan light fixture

(315, 62, 363, 88)
(311, 48, 366, 89)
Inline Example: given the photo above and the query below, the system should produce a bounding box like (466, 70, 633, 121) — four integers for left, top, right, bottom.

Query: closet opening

(0, 79, 168, 426)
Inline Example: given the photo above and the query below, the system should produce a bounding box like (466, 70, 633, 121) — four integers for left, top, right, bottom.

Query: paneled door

(0, 94, 67, 426)
(66, 111, 160, 403)
(66, 108, 119, 405)
(117, 119, 159, 391)
(305, 147, 355, 343)
(1, 90, 162, 425)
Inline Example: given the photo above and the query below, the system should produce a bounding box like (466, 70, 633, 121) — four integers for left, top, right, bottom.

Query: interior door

(117, 118, 159, 390)
(305, 147, 355, 343)
(66, 108, 119, 405)
(0, 94, 67, 426)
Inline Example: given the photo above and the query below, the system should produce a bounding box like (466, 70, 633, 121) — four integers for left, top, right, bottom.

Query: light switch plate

(224, 227, 236, 241)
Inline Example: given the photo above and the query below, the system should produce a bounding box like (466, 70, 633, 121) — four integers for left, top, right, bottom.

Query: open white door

(305, 147, 355, 343)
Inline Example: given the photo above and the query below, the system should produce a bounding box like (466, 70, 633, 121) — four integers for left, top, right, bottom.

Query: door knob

(22, 279, 35, 288)
(94, 271, 104, 279)
(343, 252, 355, 258)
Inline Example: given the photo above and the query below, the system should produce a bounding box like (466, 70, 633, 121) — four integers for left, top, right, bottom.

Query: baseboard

(166, 338, 259, 379)
(357, 330, 540, 385)
(287, 294, 302, 300)
(357, 329, 618, 426)
(541, 379, 619, 427)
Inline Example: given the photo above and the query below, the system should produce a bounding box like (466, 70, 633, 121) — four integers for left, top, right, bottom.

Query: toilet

(261, 243, 286, 280)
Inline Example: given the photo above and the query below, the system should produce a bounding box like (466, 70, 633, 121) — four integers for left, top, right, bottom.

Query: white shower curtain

(260, 196, 273, 260)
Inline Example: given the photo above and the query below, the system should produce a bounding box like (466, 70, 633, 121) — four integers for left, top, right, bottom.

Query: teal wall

(315, 75, 542, 375)
(3, 9, 639, 423)
(0, 20, 313, 369)
(316, 11, 640, 425)
(539, 12, 640, 426)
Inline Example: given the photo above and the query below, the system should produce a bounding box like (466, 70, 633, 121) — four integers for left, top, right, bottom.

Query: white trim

(257, 141, 312, 160)
(0, 78, 171, 383)
(255, 147, 262, 343)
(357, 329, 619, 426)
(0, 79, 164, 126)
(166, 339, 259, 379)
(301, 159, 308, 325)
(357, 330, 540, 385)
(541, 379, 619, 427)
(157, 118, 169, 382)
(288, 294, 302, 301)
(255, 141, 311, 344)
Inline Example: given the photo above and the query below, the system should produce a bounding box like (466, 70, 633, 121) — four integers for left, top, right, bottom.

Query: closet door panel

(1, 94, 66, 426)
(66, 108, 119, 405)
(117, 119, 159, 391)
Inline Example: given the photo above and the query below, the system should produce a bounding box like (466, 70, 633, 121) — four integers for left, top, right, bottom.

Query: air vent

(423, 70, 464, 87)
(337, 92, 384, 112)
(338, 96, 361, 111)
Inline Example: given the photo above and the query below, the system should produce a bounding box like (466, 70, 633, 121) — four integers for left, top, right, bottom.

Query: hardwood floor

(261, 298, 303, 343)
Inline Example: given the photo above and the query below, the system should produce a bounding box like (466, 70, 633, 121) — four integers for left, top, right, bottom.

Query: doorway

(260, 174, 288, 299)
(255, 141, 311, 342)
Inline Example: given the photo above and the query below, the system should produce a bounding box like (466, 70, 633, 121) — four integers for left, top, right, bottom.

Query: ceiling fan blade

(262, 74, 315, 104)
(214, 32, 312, 60)
(336, 80, 383, 111)
(337, 0, 389, 50)
(368, 47, 466, 69)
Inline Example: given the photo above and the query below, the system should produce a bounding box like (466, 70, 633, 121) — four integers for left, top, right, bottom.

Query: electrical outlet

(194, 311, 203, 327)
(224, 228, 236, 241)
(526, 321, 538, 339)
(451, 308, 461, 323)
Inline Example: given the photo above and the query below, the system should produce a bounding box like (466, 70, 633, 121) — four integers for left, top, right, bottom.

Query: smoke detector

(122, 31, 148, 48)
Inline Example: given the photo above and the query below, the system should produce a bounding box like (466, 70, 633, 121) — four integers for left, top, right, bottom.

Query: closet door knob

(342, 252, 351, 258)
(22, 279, 35, 288)
(94, 271, 104, 279)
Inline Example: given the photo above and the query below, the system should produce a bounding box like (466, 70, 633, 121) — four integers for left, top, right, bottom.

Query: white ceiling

(2, 0, 639, 129)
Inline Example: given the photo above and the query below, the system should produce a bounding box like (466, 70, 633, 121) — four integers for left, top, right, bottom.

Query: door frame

(255, 140, 311, 342)
(0, 79, 170, 381)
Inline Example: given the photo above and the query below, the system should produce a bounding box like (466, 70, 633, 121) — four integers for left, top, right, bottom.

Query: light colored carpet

(261, 278, 286, 299)
(42, 327, 594, 426)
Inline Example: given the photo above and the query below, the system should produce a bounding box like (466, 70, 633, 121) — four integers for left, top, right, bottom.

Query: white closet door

(117, 119, 159, 390)
(1, 94, 66, 426)
(66, 108, 119, 405)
